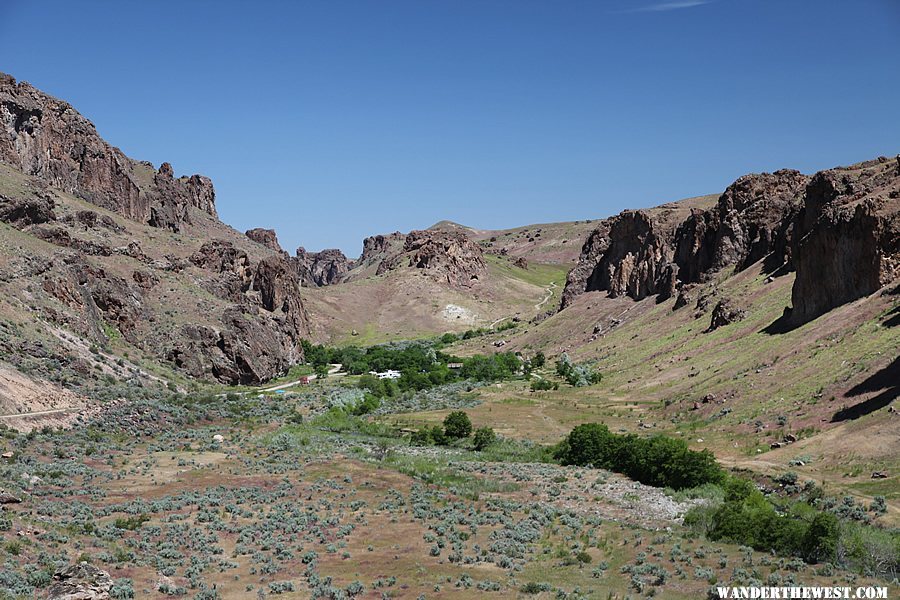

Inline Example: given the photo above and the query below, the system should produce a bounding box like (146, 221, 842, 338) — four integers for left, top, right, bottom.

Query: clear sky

(1, 1, 898, 256)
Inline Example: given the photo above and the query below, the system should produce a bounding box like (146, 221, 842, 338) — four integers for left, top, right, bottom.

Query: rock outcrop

(561, 161, 896, 324)
(673, 170, 808, 282)
(402, 229, 487, 287)
(295, 247, 351, 286)
(787, 158, 899, 325)
(246, 228, 285, 253)
(170, 250, 310, 384)
(0, 191, 55, 226)
(46, 562, 112, 599)
(169, 304, 306, 385)
(190, 239, 254, 301)
(561, 211, 678, 308)
(358, 232, 405, 267)
(146, 162, 217, 231)
(0, 73, 215, 230)
(707, 299, 745, 332)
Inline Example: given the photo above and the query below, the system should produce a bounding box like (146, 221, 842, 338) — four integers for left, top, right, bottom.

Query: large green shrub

(554, 423, 723, 490)
(443, 411, 473, 439)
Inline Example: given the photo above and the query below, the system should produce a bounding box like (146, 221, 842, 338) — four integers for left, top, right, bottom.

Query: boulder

(707, 299, 745, 332)
(46, 562, 112, 599)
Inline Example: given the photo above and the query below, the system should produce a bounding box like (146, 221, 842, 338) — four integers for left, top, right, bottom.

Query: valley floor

(0, 374, 895, 599)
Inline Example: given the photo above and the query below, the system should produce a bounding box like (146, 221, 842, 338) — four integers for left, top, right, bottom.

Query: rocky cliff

(0, 72, 216, 231)
(788, 157, 899, 324)
(0, 74, 310, 385)
(295, 247, 351, 286)
(673, 170, 808, 282)
(347, 229, 486, 287)
(562, 158, 899, 325)
(561, 201, 701, 308)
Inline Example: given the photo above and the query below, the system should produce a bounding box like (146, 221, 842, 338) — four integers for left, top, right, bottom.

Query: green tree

(802, 512, 839, 564)
(473, 427, 497, 450)
(443, 411, 473, 439)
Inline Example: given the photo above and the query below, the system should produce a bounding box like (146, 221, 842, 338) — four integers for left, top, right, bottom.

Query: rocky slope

(562, 158, 899, 325)
(0, 74, 310, 385)
(0, 73, 216, 232)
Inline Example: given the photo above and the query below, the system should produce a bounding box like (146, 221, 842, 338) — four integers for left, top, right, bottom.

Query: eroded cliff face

(0, 73, 215, 231)
(673, 170, 808, 282)
(788, 158, 899, 324)
(561, 209, 682, 309)
(170, 249, 310, 384)
(295, 247, 351, 286)
(561, 158, 899, 326)
(403, 229, 487, 287)
(582, 211, 676, 302)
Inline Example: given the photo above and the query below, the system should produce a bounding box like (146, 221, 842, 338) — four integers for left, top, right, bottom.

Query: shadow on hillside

(831, 356, 899, 422)
(883, 304, 900, 328)
(762, 307, 800, 335)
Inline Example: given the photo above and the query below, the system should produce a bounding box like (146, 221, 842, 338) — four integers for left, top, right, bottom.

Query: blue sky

(1, 1, 898, 256)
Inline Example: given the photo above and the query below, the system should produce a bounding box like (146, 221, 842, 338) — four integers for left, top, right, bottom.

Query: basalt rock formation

(295, 247, 351, 286)
(402, 229, 487, 287)
(673, 170, 808, 283)
(0, 72, 215, 231)
(358, 232, 405, 269)
(0, 73, 309, 386)
(787, 157, 899, 325)
(176, 245, 310, 383)
(561, 158, 898, 324)
(246, 228, 285, 254)
(561, 209, 682, 308)
(349, 229, 486, 287)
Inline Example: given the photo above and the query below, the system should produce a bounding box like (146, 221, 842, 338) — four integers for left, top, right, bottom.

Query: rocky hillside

(347, 228, 487, 287)
(561, 158, 899, 326)
(0, 73, 310, 386)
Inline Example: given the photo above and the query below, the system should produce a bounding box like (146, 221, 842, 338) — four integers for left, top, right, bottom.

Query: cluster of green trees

(686, 478, 841, 564)
(412, 411, 497, 450)
(302, 340, 446, 375)
(302, 340, 524, 398)
(555, 354, 602, 387)
(553, 423, 722, 490)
